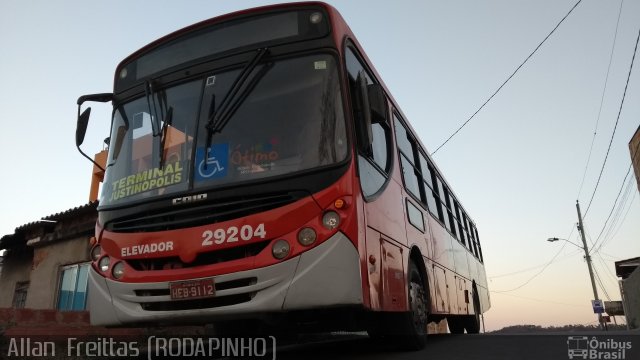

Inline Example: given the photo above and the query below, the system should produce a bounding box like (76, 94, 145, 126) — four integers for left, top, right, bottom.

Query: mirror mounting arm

(75, 93, 113, 173)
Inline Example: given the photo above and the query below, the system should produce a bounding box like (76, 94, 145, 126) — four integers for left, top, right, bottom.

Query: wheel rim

(409, 279, 428, 332)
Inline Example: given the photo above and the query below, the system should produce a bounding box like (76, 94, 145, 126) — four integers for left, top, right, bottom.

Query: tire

(366, 260, 428, 350)
(464, 291, 481, 334)
(396, 261, 428, 350)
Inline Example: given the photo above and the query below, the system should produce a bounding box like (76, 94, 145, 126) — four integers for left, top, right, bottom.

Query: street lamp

(546, 237, 584, 249)
(548, 200, 605, 330)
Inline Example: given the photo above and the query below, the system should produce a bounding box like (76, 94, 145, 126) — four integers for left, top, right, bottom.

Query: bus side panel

(363, 181, 406, 246)
(402, 198, 432, 271)
(424, 259, 438, 314)
(475, 259, 488, 290)
(365, 227, 382, 311)
(453, 276, 470, 315)
(364, 228, 408, 312)
(380, 237, 407, 312)
(467, 253, 480, 288)
(431, 263, 450, 314)
(451, 236, 470, 280)
(476, 263, 491, 313)
(427, 216, 455, 273)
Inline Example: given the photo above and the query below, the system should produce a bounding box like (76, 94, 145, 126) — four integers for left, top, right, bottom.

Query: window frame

(406, 198, 425, 232)
(344, 43, 393, 201)
(56, 262, 91, 312)
(12, 281, 29, 309)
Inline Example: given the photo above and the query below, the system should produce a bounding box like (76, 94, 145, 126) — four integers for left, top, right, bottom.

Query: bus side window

(462, 212, 472, 249)
(433, 177, 448, 228)
(470, 223, 479, 258)
(455, 202, 466, 246)
(420, 158, 440, 219)
(442, 187, 456, 238)
(346, 47, 391, 198)
(474, 226, 484, 262)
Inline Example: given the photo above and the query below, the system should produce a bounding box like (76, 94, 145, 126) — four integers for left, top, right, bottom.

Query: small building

(615, 257, 640, 330)
(0, 202, 97, 310)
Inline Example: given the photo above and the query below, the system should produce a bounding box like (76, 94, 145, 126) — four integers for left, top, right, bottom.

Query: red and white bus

(76, 1, 489, 348)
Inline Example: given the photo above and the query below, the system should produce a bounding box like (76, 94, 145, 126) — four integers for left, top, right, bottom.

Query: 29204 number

(201, 223, 266, 246)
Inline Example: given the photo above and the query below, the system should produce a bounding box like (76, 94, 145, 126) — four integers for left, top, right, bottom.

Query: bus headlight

(272, 240, 290, 260)
(90, 245, 102, 261)
(298, 227, 317, 246)
(99, 256, 110, 272)
(309, 12, 323, 24)
(112, 262, 125, 279)
(322, 211, 340, 230)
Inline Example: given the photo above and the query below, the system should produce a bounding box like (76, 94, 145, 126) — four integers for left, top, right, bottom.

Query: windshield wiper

(158, 106, 173, 169)
(204, 47, 271, 160)
(145, 80, 162, 137)
(145, 79, 173, 168)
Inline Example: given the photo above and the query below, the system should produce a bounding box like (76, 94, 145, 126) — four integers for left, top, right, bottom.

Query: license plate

(170, 279, 215, 300)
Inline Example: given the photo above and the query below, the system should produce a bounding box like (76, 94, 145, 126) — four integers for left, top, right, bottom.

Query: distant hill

(491, 324, 628, 333)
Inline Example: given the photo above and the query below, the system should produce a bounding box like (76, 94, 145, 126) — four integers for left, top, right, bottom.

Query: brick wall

(0, 308, 144, 336)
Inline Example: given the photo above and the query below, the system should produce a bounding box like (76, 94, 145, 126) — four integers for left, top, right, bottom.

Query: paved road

(276, 331, 640, 360)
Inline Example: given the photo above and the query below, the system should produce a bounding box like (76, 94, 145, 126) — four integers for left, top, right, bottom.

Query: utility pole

(575, 200, 604, 330)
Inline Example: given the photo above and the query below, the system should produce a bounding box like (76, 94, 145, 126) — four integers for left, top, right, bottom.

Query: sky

(0, 0, 639, 331)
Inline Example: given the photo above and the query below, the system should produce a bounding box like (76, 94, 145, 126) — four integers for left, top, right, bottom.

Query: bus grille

(126, 242, 269, 271)
(140, 293, 256, 311)
(105, 191, 306, 233)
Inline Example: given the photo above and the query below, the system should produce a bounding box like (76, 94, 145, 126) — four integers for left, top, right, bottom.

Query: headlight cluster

(90, 243, 125, 280)
(270, 209, 343, 260)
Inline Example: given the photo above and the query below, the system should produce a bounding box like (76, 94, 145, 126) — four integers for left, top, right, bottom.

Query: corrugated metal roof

(1, 201, 98, 250)
(14, 201, 98, 231)
(615, 257, 640, 279)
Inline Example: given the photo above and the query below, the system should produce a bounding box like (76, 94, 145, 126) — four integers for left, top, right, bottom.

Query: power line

(599, 174, 634, 246)
(488, 249, 581, 279)
(431, 0, 584, 156)
(602, 190, 637, 250)
(493, 224, 578, 292)
(594, 248, 618, 284)
(490, 291, 582, 308)
(576, 0, 625, 199)
(590, 133, 640, 253)
(584, 227, 617, 283)
(593, 185, 637, 255)
(592, 265, 611, 301)
(583, 24, 640, 218)
(493, 238, 568, 293)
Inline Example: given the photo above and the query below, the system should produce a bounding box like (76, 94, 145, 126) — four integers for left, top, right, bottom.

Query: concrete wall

(0, 236, 90, 310)
(0, 248, 33, 307)
(27, 237, 91, 309)
(622, 267, 640, 329)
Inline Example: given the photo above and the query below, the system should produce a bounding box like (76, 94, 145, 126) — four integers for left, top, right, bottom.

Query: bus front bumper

(88, 232, 363, 326)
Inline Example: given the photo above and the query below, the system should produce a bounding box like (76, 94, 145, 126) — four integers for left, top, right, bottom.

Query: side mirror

(76, 107, 91, 147)
(75, 92, 112, 171)
(355, 71, 373, 155)
(367, 83, 387, 124)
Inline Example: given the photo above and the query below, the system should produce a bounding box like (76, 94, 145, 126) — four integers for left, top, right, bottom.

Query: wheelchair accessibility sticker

(195, 144, 229, 181)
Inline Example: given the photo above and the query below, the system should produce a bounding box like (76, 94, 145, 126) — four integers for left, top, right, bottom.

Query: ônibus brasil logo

(567, 336, 632, 359)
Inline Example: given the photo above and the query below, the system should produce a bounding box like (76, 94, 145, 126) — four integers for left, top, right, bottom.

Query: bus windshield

(100, 53, 347, 206)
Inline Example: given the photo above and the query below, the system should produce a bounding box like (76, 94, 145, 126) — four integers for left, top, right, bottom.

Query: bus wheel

(397, 261, 428, 350)
(464, 291, 481, 334)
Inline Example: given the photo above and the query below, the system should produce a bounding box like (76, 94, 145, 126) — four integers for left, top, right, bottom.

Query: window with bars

(12, 281, 29, 309)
